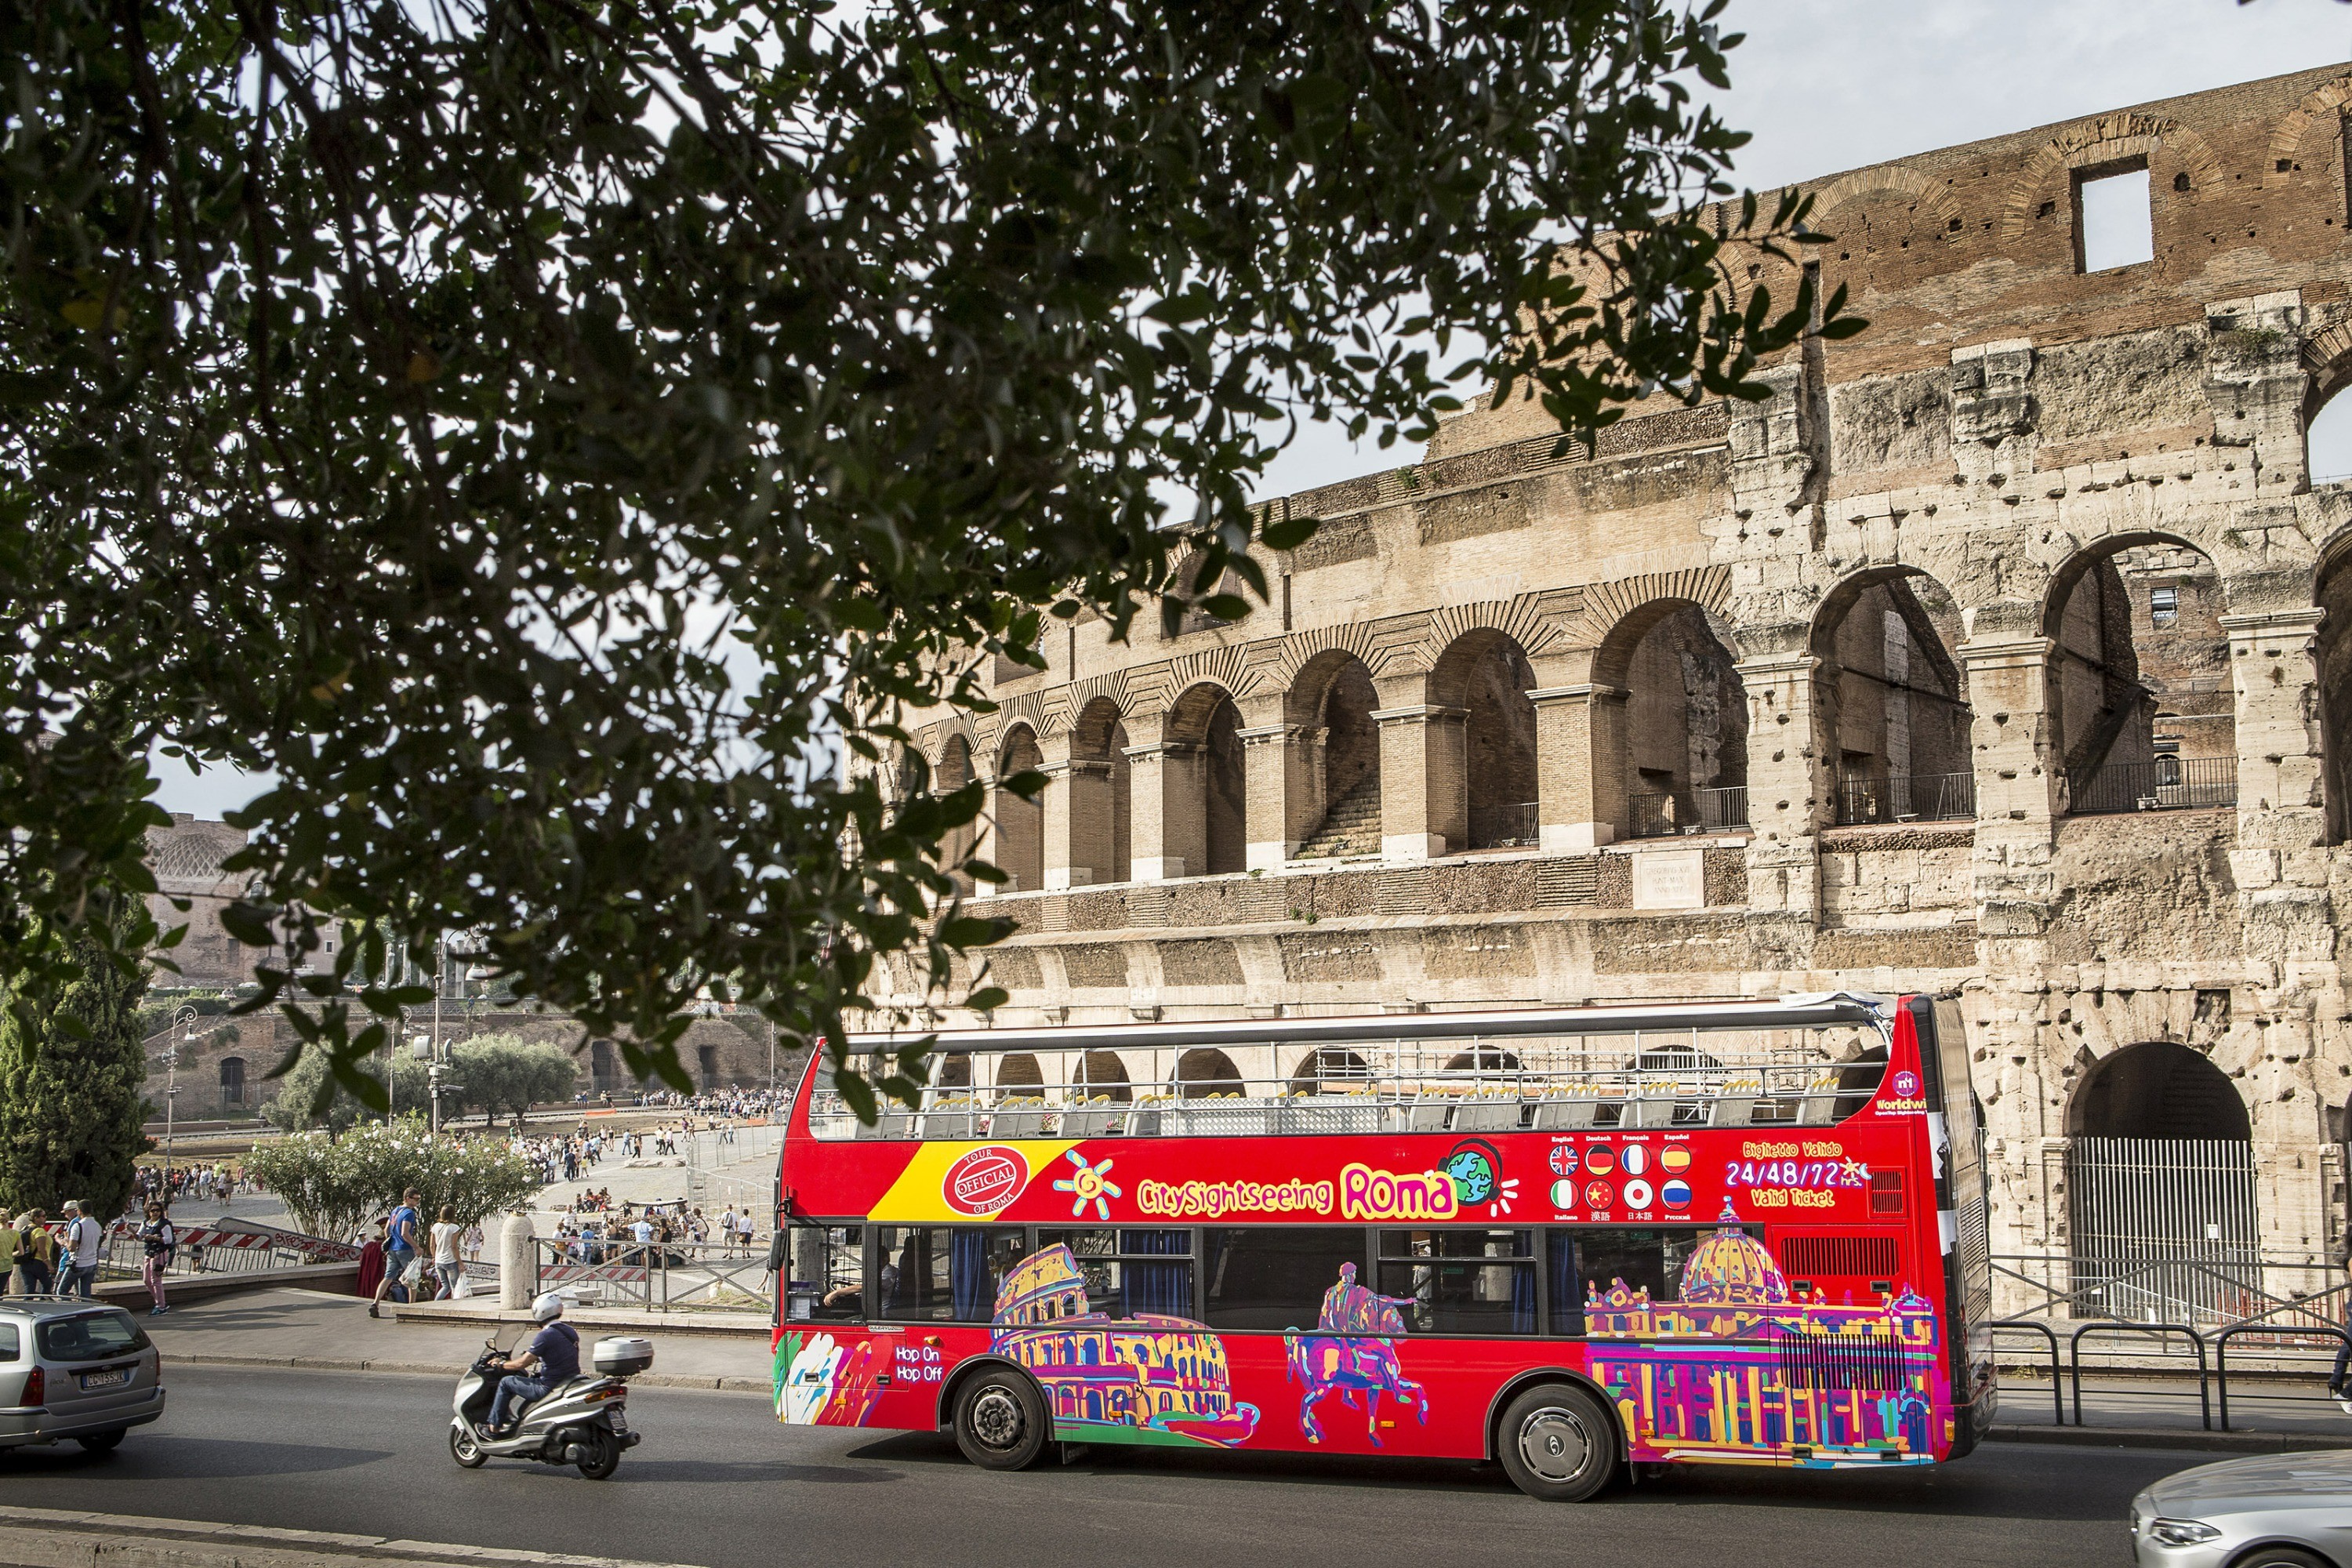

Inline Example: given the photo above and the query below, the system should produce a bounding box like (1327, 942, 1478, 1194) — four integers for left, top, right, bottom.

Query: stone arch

(2263, 73, 2352, 190)
(993, 724, 1044, 895)
(1287, 649, 1382, 860)
(2042, 534, 2234, 815)
(1073, 1049, 1132, 1104)
(993, 1051, 1044, 1100)
(2316, 549, 2352, 844)
(1430, 629, 1539, 851)
(935, 732, 978, 895)
(218, 1054, 247, 1109)
(1069, 695, 1131, 886)
(2063, 1040, 2259, 1319)
(1808, 566, 1973, 826)
(1998, 111, 2225, 246)
(2303, 320, 2352, 485)
(1163, 682, 1247, 877)
(1443, 1047, 1523, 1074)
(1804, 166, 1966, 236)
(1595, 597, 1751, 837)
(1289, 1047, 1371, 1092)
(1176, 1047, 1243, 1098)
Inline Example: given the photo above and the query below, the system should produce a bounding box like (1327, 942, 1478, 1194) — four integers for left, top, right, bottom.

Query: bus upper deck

(808, 993, 1896, 1142)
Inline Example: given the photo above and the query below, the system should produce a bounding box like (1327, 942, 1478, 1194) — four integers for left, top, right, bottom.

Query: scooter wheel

(574, 1428, 620, 1480)
(448, 1425, 488, 1468)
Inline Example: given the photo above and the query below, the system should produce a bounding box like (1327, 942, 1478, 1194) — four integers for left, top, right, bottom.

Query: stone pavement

(143, 1288, 774, 1392)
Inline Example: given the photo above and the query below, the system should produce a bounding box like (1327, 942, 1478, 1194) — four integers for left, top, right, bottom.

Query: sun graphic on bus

(1051, 1150, 1123, 1221)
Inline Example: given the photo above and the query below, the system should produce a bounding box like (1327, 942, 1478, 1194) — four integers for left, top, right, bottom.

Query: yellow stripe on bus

(865, 1141, 1079, 1224)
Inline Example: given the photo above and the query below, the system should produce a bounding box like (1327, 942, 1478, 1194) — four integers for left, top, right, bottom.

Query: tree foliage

(259, 1030, 580, 1130)
(241, 1114, 539, 1240)
(0, 927, 150, 1221)
(448, 1035, 580, 1125)
(1, 0, 1847, 1112)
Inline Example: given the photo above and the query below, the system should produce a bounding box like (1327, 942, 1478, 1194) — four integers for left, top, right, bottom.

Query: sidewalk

(143, 1289, 774, 1392)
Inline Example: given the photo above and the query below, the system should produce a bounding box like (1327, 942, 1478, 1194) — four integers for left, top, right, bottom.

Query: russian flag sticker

(1661, 1178, 1693, 1210)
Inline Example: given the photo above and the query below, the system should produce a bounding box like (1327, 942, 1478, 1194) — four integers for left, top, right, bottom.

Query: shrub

(242, 1115, 537, 1241)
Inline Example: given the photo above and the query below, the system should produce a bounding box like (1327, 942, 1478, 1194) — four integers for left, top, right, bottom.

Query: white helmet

(530, 1291, 566, 1323)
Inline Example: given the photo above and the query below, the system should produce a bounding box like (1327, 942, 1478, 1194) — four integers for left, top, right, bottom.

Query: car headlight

(2147, 1519, 2222, 1547)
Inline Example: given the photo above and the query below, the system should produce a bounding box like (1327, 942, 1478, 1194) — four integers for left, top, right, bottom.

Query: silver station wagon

(0, 1300, 165, 1453)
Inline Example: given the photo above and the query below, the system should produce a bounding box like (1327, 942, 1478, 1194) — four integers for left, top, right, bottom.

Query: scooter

(448, 1330, 652, 1479)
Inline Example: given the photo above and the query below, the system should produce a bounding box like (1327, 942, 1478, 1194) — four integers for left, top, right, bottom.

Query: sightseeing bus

(771, 993, 1993, 1501)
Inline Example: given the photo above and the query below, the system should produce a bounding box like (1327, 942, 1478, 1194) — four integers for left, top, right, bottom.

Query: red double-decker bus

(772, 992, 1992, 1501)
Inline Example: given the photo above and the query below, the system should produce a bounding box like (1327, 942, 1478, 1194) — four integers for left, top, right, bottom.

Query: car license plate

(78, 1368, 129, 1390)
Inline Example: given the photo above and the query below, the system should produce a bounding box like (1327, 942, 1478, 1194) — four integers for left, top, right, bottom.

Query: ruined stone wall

(872, 66, 2352, 1309)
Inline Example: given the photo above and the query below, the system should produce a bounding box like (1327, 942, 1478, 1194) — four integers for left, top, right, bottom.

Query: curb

(163, 1352, 771, 1394)
(1987, 1423, 2352, 1453)
(0, 1504, 709, 1568)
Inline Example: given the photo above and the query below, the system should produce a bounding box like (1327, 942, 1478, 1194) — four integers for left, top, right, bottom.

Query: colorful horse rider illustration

(1286, 1263, 1428, 1446)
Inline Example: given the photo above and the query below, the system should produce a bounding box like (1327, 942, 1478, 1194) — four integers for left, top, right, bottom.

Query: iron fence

(1627, 786, 1749, 838)
(1990, 1250, 2340, 1334)
(1832, 771, 1976, 826)
(533, 1238, 772, 1314)
(2066, 756, 2237, 815)
(1467, 801, 1538, 851)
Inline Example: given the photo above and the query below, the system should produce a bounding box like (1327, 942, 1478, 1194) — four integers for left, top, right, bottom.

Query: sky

(151, 0, 2352, 818)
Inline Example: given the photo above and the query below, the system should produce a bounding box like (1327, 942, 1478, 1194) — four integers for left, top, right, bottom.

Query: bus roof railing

(840, 993, 1892, 1058)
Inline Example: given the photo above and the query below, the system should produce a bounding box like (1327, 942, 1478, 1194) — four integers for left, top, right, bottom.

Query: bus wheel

(1497, 1384, 1618, 1503)
(954, 1370, 1047, 1472)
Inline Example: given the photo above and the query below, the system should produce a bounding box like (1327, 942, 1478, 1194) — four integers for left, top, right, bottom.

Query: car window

(36, 1311, 147, 1363)
(0, 1323, 20, 1363)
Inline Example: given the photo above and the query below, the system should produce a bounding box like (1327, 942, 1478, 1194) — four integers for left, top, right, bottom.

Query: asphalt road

(0, 1366, 2202, 1568)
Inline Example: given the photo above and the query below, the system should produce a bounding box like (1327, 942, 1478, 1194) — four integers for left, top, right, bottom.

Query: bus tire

(1496, 1383, 1618, 1503)
(953, 1369, 1047, 1472)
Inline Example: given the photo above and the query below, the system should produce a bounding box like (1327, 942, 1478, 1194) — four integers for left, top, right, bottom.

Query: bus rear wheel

(1497, 1384, 1619, 1503)
(954, 1370, 1047, 1472)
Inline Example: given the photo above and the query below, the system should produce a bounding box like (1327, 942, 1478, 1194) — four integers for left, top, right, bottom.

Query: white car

(2130, 1451, 2352, 1567)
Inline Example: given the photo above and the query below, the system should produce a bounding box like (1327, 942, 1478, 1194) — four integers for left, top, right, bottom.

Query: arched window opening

(1432, 631, 1539, 852)
(1289, 1047, 1371, 1093)
(2065, 1040, 2256, 1324)
(590, 1039, 616, 1094)
(2048, 541, 2234, 815)
(994, 1052, 1044, 1102)
(1073, 1050, 1132, 1104)
(930, 1053, 972, 1091)
(2318, 554, 2352, 844)
(1443, 1047, 1523, 1076)
(1175, 1047, 1243, 1099)
(697, 1044, 720, 1084)
(1292, 655, 1382, 862)
(935, 734, 978, 894)
(1812, 571, 1973, 826)
(1163, 684, 1247, 878)
(1069, 699, 1132, 887)
(994, 728, 1044, 894)
(2307, 374, 2352, 486)
(218, 1055, 246, 1109)
(1617, 604, 1751, 837)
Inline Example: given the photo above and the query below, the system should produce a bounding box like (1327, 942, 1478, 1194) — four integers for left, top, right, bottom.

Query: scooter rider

(481, 1293, 580, 1438)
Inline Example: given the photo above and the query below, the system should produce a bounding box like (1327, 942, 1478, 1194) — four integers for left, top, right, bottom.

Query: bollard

(499, 1211, 535, 1309)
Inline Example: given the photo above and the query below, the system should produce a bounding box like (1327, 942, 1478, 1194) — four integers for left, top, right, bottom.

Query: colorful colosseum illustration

(992, 1245, 1260, 1447)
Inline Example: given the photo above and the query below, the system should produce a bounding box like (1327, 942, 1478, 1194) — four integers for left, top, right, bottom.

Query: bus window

(1036, 1229, 1194, 1317)
(1203, 1229, 1365, 1331)
(873, 1228, 1028, 1322)
(1573, 1227, 1725, 1308)
(786, 1221, 866, 1323)
(1375, 1230, 1535, 1335)
(1544, 1232, 1584, 1337)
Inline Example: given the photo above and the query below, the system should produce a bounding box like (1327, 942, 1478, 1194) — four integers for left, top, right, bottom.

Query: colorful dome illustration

(1678, 1203, 1789, 1305)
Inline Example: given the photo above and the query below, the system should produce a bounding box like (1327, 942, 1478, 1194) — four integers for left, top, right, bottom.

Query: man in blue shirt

(483, 1292, 581, 1436)
(369, 1188, 425, 1319)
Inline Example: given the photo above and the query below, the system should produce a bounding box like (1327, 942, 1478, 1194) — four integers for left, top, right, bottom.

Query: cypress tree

(0, 929, 151, 1222)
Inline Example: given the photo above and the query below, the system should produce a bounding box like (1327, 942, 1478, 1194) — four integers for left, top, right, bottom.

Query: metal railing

(2066, 756, 2237, 815)
(1627, 786, 1749, 838)
(1466, 801, 1537, 851)
(2070, 1322, 2211, 1430)
(1832, 771, 1976, 826)
(533, 1238, 772, 1314)
(1991, 1250, 2341, 1332)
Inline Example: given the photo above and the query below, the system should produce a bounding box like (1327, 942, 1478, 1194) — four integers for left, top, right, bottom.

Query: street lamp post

(162, 1005, 194, 1173)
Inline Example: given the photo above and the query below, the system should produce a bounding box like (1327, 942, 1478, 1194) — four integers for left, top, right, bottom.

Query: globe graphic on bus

(1444, 1144, 1497, 1206)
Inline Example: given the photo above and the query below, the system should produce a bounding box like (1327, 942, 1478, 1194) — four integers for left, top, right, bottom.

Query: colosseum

(871, 64, 2352, 1319)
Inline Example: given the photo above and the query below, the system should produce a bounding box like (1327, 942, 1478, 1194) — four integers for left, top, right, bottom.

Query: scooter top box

(591, 1336, 655, 1377)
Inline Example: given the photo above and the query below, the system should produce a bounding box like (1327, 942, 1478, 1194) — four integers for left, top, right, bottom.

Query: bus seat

(1407, 1102, 1451, 1133)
